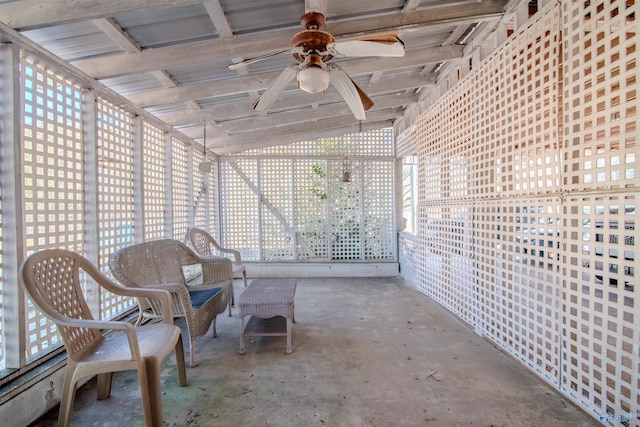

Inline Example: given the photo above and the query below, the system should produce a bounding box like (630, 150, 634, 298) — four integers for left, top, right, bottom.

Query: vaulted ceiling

(0, 0, 508, 154)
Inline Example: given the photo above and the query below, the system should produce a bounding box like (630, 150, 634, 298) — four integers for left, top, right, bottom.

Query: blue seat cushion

(189, 287, 223, 309)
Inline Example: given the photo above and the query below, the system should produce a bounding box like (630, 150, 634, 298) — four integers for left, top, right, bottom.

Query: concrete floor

(30, 277, 597, 427)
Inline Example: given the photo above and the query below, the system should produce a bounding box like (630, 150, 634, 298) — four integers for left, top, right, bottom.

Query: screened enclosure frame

(0, 27, 399, 382)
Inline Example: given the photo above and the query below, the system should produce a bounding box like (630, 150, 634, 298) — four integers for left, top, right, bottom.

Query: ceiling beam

(203, 0, 233, 38)
(93, 17, 208, 121)
(91, 18, 140, 53)
(402, 0, 422, 13)
(128, 45, 461, 108)
(215, 93, 418, 135)
(70, 2, 505, 79)
(208, 111, 398, 154)
(158, 73, 435, 125)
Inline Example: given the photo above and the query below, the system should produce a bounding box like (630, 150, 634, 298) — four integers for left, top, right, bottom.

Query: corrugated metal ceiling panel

(114, 4, 216, 48)
(22, 22, 122, 61)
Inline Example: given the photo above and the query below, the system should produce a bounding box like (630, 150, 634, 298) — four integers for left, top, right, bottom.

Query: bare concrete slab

(29, 277, 597, 427)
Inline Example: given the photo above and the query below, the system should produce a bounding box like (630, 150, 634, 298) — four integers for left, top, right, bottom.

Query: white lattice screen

(399, 1, 639, 424)
(221, 159, 261, 261)
(261, 159, 295, 260)
(0, 43, 219, 373)
(562, 0, 638, 420)
(21, 56, 85, 358)
(192, 149, 206, 230)
(220, 130, 396, 262)
(143, 123, 167, 241)
(171, 137, 189, 241)
(564, 194, 638, 419)
(294, 159, 328, 260)
(364, 161, 395, 259)
(329, 159, 362, 260)
(96, 98, 136, 318)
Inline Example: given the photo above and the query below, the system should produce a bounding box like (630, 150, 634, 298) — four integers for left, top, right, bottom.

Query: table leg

(285, 316, 292, 354)
(239, 316, 246, 355)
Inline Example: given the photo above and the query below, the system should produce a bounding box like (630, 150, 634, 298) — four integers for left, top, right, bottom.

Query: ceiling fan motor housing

(291, 12, 334, 62)
(291, 30, 335, 62)
(300, 11, 325, 30)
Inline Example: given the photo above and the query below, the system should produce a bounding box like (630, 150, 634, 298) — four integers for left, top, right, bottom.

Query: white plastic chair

(19, 249, 187, 427)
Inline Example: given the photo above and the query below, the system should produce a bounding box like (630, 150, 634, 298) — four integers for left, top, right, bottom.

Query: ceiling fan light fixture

(297, 66, 330, 94)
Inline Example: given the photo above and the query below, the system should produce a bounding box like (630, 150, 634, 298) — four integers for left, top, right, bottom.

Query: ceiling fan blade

(354, 83, 374, 111)
(327, 36, 405, 58)
(253, 65, 299, 111)
(327, 64, 367, 120)
(305, 0, 327, 16)
(229, 48, 291, 70)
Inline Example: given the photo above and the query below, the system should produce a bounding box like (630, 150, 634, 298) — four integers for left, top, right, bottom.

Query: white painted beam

(128, 45, 461, 108)
(71, 3, 505, 79)
(203, 0, 233, 38)
(208, 110, 399, 152)
(215, 93, 417, 134)
(158, 74, 435, 125)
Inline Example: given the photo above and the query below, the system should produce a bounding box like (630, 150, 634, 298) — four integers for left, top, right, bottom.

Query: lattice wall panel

(409, 1, 563, 356)
(561, 0, 639, 422)
(413, 203, 475, 323)
(96, 98, 136, 318)
(221, 131, 396, 262)
(363, 161, 395, 260)
(329, 160, 362, 260)
(481, 198, 562, 385)
(21, 56, 85, 357)
(294, 159, 328, 260)
(398, 2, 638, 424)
(417, 89, 473, 203)
(192, 149, 206, 230)
(261, 159, 295, 260)
(221, 159, 260, 261)
(478, 11, 562, 198)
(398, 234, 417, 285)
(143, 123, 166, 240)
(244, 129, 394, 157)
(171, 138, 188, 241)
(206, 160, 219, 236)
(472, 201, 501, 336)
(563, 0, 638, 192)
(563, 193, 638, 422)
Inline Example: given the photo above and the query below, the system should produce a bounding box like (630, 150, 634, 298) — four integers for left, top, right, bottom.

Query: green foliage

(312, 163, 325, 178)
(310, 186, 327, 200)
(310, 163, 327, 199)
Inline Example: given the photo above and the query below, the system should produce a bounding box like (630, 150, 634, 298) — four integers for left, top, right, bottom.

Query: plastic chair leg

(96, 372, 113, 400)
(136, 360, 155, 427)
(175, 335, 188, 386)
(144, 356, 164, 427)
(189, 338, 197, 368)
(57, 366, 79, 427)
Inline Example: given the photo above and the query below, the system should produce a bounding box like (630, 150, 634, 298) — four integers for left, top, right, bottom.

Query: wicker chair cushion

(190, 287, 223, 309)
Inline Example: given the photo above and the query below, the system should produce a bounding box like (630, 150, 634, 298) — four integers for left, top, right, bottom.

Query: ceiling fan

(228, 0, 405, 120)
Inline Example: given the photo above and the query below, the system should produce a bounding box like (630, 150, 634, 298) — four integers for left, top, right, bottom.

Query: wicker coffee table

(237, 278, 297, 354)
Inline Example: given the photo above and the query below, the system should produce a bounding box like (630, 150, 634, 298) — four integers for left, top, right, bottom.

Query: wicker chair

(108, 239, 233, 367)
(188, 227, 248, 305)
(19, 249, 187, 427)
